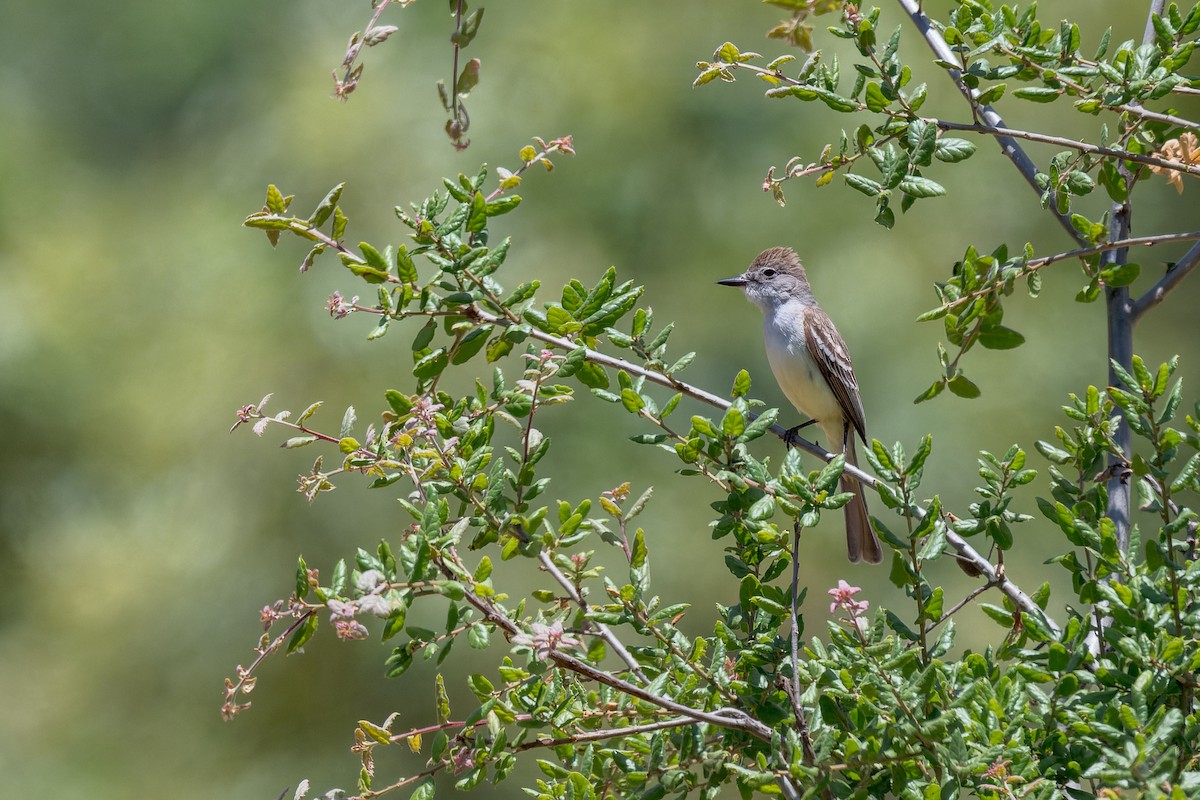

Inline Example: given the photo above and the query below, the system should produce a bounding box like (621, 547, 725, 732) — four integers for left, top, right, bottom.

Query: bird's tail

(843, 438, 882, 564)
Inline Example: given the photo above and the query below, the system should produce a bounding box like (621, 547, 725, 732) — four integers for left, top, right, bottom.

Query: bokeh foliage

(2, 1, 1200, 799)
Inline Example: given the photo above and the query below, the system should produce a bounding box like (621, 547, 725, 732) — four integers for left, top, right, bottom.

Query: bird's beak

(716, 275, 748, 287)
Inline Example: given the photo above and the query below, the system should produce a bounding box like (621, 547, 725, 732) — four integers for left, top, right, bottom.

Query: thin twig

(894, 0, 1085, 245)
(512, 715, 698, 752)
(923, 580, 995, 637)
(450, 560, 777, 741)
(788, 520, 817, 764)
(335, 0, 394, 96)
(537, 550, 649, 682)
(933, 231, 1200, 315)
(1132, 240, 1200, 321)
(936, 120, 1200, 178)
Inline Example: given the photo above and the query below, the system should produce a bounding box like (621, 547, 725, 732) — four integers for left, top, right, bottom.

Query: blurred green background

(1, 1, 1196, 797)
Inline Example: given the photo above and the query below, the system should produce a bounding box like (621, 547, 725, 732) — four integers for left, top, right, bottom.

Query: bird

(718, 247, 883, 564)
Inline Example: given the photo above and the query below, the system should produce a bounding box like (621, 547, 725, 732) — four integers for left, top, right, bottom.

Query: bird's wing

(803, 307, 867, 443)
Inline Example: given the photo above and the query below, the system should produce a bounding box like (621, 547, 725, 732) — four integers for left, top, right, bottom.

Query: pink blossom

(327, 599, 357, 621)
(327, 291, 359, 319)
(334, 619, 369, 640)
(827, 580, 869, 617)
(452, 745, 476, 774)
(512, 620, 580, 662)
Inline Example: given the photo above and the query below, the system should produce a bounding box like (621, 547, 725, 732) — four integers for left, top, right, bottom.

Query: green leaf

(456, 57, 481, 96)
(1012, 86, 1061, 102)
(296, 556, 310, 599)
(485, 195, 522, 216)
(1101, 262, 1140, 287)
(451, 326, 492, 364)
(899, 176, 946, 197)
(396, 247, 417, 283)
(1064, 170, 1095, 195)
(330, 558, 348, 595)
(451, 7, 484, 48)
(385, 390, 412, 417)
(309, 183, 345, 228)
(933, 137, 977, 163)
(741, 408, 778, 442)
(382, 605, 407, 641)
(732, 369, 751, 398)
(716, 41, 741, 63)
(908, 118, 937, 167)
(978, 325, 1026, 350)
(385, 646, 413, 677)
(408, 778, 435, 800)
(907, 434, 933, 476)
(631, 528, 648, 569)
(359, 719, 392, 745)
(845, 173, 883, 196)
(468, 673, 495, 701)
(864, 81, 890, 112)
(813, 87, 858, 112)
(342, 257, 391, 284)
(913, 378, 946, 404)
(575, 361, 610, 390)
(413, 349, 449, 380)
(974, 83, 1006, 105)
(721, 405, 746, 437)
(287, 613, 319, 654)
(265, 183, 291, 214)
(667, 352, 696, 374)
(412, 321, 436, 352)
(947, 374, 981, 398)
(466, 191, 487, 235)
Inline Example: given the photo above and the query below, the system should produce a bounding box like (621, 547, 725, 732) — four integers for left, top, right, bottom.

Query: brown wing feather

(803, 307, 867, 443)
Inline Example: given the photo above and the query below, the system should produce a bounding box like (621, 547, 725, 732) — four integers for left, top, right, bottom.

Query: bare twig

(537, 550, 650, 682)
(1132, 240, 1200, 321)
(933, 232, 1200, 316)
(935, 120, 1200, 178)
(788, 520, 817, 765)
(923, 580, 995, 637)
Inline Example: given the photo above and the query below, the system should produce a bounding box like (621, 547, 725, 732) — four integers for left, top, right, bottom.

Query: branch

(936, 120, 1200, 178)
(1132, 240, 1200, 321)
(512, 715, 699, 752)
(788, 521, 818, 765)
(895, 0, 1085, 245)
(933, 232, 1200, 316)
(1144, 0, 1168, 48)
(537, 550, 649, 682)
(333, 0, 394, 99)
(452, 558, 776, 741)
(462, 305, 1061, 637)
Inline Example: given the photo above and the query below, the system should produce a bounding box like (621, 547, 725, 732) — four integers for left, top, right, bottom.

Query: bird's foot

(783, 419, 818, 448)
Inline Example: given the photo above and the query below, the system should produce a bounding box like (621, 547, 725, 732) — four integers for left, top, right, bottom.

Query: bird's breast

(761, 309, 843, 425)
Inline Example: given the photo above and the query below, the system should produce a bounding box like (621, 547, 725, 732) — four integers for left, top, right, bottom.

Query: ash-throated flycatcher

(718, 247, 883, 564)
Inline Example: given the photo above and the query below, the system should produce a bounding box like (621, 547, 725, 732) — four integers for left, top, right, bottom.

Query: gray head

(717, 247, 814, 311)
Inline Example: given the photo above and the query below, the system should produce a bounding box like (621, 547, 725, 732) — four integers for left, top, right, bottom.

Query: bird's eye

(762, 268, 777, 278)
